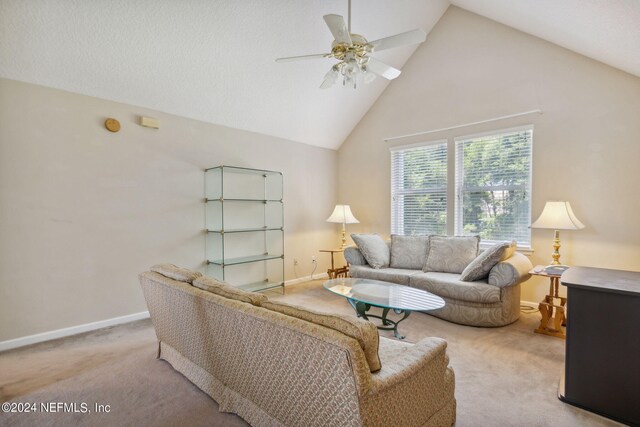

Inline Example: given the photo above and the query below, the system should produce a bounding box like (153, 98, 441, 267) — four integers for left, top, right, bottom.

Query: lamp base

(551, 230, 561, 265)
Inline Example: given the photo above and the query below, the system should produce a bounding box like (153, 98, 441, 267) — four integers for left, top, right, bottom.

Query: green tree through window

(391, 142, 447, 235)
(390, 126, 532, 246)
(455, 128, 532, 246)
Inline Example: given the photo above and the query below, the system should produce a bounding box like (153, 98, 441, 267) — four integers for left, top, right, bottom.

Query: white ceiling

(450, 0, 640, 79)
(1, 1, 638, 150)
(0, 0, 449, 150)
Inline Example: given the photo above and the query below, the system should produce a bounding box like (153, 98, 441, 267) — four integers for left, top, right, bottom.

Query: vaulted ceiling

(1, 1, 638, 150)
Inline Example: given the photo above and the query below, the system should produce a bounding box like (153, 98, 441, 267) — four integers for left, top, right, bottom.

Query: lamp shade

(326, 205, 359, 224)
(531, 201, 585, 230)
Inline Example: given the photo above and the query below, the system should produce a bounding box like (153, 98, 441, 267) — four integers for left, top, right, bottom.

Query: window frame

(389, 125, 533, 250)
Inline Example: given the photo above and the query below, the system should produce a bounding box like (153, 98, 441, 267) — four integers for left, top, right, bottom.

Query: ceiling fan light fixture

(276, 0, 426, 90)
(342, 57, 360, 88)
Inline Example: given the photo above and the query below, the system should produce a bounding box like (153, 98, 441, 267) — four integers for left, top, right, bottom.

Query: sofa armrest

(369, 337, 449, 394)
(363, 337, 455, 425)
(488, 252, 533, 288)
(344, 246, 368, 266)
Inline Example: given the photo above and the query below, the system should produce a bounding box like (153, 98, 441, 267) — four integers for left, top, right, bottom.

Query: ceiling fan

(275, 0, 427, 89)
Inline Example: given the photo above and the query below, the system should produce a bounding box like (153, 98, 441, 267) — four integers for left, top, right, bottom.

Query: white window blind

(454, 126, 533, 246)
(391, 142, 447, 235)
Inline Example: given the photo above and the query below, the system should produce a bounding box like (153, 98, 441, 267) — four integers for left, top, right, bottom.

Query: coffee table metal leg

(390, 311, 411, 340)
(381, 308, 392, 325)
(347, 298, 411, 339)
(348, 299, 370, 321)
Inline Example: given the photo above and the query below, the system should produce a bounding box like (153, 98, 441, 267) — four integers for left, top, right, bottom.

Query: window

(455, 127, 533, 246)
(391, 141, 448, 235)
(390, 126, 533, 247)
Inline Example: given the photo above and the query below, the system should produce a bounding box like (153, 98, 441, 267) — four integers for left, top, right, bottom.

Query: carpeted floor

(0, 280, 621, 426)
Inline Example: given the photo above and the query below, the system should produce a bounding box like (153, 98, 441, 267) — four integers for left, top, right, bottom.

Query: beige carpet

(0, 280, 621, 426)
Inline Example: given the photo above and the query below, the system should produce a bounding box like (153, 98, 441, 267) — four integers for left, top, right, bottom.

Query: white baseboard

(285, 272, 329, 287)
(520, 300, 538, 308)
(0, 311, 150, 353)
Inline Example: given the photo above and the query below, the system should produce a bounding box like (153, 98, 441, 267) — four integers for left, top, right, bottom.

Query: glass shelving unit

(205, 166, 284, 293)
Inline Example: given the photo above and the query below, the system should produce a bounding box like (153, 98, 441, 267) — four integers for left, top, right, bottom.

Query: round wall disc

(105, 118, 121, 132)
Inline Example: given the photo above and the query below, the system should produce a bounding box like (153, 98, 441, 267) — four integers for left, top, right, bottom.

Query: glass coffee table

(323, 278, 445, 339)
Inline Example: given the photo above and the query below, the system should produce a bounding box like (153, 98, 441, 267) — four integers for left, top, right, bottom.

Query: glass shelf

(205, 165, 282, 176)
(206, 198, 283, 203)
(238, 281, 285, 292)
(206, 229, 282, 262)
(206, 256, 284, 289)
(205, 166, 283, 200)
(205, 200, 283, 231)
(207, 253, 284, 267)
(207, 227, 284, 234)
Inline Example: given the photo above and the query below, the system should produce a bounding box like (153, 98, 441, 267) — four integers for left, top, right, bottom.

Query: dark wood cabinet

(560, 267, 640, 426)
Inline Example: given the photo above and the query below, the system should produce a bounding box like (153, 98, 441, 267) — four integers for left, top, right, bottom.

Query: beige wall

(0, 78, 338, 342)
(338, 7, 640, 303)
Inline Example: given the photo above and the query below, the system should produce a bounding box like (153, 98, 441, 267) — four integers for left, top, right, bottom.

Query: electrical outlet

(311, 256, 316, 262)
(293, 258, 299, 266)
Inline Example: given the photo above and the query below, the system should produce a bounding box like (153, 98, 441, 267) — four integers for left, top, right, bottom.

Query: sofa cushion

(349, 265, 421, 286)
(192, 276, 267, 306)
(410, 272, 501, 304)
(351, 234, 390, 269)
(262, 300, 382, 372)
(460, 242, 510, 282)
(390, 235, 430, 269)
(150, 263, 202, 283)
(423, 235, 480, 274)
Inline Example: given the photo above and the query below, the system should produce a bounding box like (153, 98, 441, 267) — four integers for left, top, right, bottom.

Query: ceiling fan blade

(365, 57, 401, 80)
(368, 29, 427, 52)
(323, 14, 352, 45)
(320, 66, 339, 89)
(275, 53, 330, 63)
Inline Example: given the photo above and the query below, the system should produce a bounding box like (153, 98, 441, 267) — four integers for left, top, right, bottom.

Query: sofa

(139, 264, 456, 427)
(345, 235, 533, 327)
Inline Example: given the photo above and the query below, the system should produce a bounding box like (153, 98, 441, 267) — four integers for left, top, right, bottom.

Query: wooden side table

(319, 249, 349, 279)
(529, 265, 567, 339)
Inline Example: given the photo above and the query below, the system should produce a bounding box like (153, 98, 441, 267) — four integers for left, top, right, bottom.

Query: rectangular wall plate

(140, 116, 160, 129)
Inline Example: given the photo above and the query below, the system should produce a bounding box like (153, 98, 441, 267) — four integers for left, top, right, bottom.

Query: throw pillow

(262, 300, 381, 372)
(351, 233, 390, 269)
(150, 263, 202, 283)
(460, 242, 511, 282)
(390, 234, 430, 269)
(423, 235, 480, 274)
(192, 276, 267, 306)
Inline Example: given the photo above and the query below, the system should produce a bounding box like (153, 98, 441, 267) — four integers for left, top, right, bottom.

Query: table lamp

(326, 204, 359, 249)
(530, 201, 585, 265)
